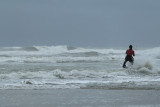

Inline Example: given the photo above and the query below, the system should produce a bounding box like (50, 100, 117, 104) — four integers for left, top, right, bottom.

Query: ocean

(0, 45, 160, 90)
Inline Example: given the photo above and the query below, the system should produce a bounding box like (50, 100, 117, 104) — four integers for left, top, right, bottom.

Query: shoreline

(0, 89, 160, 107)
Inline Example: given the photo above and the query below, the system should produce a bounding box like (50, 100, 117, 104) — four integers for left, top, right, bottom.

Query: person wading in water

(123, 45, 135, 68)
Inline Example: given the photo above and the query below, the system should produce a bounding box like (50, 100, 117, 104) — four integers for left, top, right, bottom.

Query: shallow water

(0, 45, 160, 89)
(1, 89, 160, 107)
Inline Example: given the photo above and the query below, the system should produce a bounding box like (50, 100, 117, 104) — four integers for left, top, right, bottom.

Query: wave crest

(67, 46, 77, 50)
(21, 47, 39, 51)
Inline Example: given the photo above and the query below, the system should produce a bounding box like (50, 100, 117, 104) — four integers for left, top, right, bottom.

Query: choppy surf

(0, 45, 160, 89)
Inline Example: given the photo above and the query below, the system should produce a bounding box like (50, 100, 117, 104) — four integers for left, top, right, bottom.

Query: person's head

(129, 45, 132, 49)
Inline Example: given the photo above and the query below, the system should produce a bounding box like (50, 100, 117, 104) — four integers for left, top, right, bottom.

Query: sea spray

(0, 46, 160, 89)
(135, 61, 153, 74)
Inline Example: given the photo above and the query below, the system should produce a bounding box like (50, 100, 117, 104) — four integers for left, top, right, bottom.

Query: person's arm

(133, 51, 135, 56)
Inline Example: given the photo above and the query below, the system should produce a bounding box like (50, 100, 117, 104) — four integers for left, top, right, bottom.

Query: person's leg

(123, 60, 127, 68)
(129, 57, 134, 65)
(130, 61, 133, 65)
(123, 56, 128, 68)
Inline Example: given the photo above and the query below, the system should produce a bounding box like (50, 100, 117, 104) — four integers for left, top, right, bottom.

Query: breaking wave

(21, 47, 39, 51)
(0, 45, 160, 89)
(67, 46, 77, 50)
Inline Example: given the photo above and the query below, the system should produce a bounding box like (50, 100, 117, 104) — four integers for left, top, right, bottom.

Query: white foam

(0, 46, 160, 89)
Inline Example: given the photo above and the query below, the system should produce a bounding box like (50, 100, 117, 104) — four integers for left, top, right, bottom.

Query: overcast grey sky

(0, 0, 160, 47)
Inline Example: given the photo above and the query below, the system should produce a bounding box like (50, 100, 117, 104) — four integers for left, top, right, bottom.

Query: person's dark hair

(129, 45, 132, 49)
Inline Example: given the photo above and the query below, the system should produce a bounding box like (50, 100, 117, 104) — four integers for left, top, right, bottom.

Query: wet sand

(0, 89, 160, 107)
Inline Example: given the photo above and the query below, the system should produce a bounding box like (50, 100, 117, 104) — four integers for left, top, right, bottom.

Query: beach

(0, 89, 160, 107)
(1, 0, 160, 106)
(0, 46, 160, 107)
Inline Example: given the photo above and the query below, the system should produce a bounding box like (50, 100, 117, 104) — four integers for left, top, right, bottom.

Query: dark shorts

(125, 55, 134, 62)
